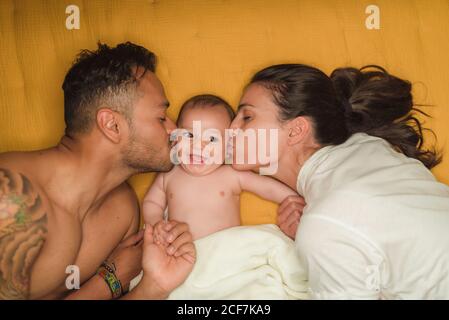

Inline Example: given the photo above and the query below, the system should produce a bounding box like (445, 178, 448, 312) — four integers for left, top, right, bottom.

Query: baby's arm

(143, 174, 189, 252)
(142, 173, 167, 226)
(236, 170, 297, 203)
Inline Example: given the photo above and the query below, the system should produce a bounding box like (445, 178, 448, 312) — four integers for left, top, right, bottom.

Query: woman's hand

(277, 195, 306, 240)
(106, 230, 144, 292)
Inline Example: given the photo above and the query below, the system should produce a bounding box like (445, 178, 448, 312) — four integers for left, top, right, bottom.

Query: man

(0, 42, 195, 299)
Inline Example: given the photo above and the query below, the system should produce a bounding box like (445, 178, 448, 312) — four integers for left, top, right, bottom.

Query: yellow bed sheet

(1, 0, 448, 225)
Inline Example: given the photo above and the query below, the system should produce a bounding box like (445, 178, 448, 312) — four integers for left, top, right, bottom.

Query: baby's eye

(159, 117, 166, 123)
(182, 131, 194, 139)
(209, 136, 219, 143)
(243, 115, 252, 121)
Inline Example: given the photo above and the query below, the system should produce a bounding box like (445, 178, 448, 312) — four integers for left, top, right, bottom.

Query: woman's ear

(286, 116, 312, 146)
(96, 108, 123, 143)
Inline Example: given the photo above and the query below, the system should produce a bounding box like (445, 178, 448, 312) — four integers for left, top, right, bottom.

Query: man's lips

(169, 139, 178, 148)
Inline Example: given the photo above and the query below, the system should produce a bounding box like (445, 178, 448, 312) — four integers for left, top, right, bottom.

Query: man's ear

(286, 116, 312, 146)
(96, 108, 124, 143)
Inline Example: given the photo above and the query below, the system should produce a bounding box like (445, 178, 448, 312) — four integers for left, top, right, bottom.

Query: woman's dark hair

(250, 64, 441, 169)
(62, 42, 156, 136)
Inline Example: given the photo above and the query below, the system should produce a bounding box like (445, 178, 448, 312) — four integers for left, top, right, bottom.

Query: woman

(230, 64, 449, 299)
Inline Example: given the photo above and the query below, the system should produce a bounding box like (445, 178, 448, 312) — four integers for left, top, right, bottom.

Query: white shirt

(295, 133, 449, 299)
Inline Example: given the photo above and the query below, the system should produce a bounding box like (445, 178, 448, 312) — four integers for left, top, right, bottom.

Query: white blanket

(130, 224, 309, 300)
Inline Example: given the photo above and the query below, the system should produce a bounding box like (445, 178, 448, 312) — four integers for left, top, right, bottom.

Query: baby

(143, 94, 296, 250)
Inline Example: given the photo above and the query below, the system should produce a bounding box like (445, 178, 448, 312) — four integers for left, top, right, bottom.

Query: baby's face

(176, 105, 231, 176)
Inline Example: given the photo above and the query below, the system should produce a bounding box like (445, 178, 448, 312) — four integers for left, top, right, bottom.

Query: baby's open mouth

(189, 154, 206, 164)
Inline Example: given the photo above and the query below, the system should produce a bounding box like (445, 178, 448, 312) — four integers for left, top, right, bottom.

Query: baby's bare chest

(166, 175, 239, 216)
(167, 170, 240, 201)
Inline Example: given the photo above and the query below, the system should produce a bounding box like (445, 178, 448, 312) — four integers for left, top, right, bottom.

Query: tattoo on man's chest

(0, 168, 48, 299)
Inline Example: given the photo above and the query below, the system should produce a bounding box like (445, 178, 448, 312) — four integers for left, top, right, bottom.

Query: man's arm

(64, 232, 144, 300)
(237, 171, 298, 203)
(65, 183, 142, 300)
(0, 168, 48, 299)
(121, 183, 140, 238)
(69, 221, 196, 300)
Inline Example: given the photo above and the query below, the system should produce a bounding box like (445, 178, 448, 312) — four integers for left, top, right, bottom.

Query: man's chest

(32, 207, 129, 299)
(76, 209, 129, 278)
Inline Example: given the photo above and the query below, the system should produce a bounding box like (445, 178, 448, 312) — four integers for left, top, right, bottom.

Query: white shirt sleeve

(296, 215, 387, 299)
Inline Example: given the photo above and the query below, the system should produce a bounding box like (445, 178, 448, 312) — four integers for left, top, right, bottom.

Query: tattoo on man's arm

(0, 168, 48, 300)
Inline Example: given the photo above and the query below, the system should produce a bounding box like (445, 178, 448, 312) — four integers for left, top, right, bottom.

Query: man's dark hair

(62, 42, 156, 136)
(177, 94, 235, 126)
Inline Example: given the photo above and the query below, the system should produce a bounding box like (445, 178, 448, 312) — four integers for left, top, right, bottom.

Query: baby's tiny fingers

(163, 220, 179, 232)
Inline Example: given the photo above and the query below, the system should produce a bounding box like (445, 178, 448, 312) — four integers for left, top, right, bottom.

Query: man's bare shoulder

(99, 182, 140, 233)
(0, 165, 48, 299)
(0, 151, 34, 167)
(0, 151, 49, 181)
(0, 151, 50, 206)
(106, 182, 139, 207)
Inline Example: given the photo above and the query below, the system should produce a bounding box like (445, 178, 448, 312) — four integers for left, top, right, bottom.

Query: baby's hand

(153, 220, 170, 247)
(152, 220, 195, 257)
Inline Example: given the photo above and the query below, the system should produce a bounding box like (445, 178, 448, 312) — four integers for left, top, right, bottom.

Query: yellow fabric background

(1, 0, 448, 225)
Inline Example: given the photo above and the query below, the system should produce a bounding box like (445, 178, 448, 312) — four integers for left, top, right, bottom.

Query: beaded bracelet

(97, 262, 123, 299)
(101, 261, 116, 274)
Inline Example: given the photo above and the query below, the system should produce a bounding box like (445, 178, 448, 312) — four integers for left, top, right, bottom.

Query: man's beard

(122, 129, 174, 173)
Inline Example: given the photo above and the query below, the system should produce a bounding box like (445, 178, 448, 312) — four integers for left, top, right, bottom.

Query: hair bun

(330, 67, 361, 104)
